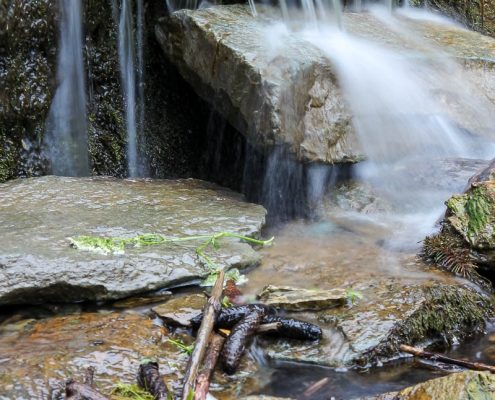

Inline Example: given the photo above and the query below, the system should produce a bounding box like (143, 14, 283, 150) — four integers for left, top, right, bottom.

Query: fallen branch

(194, 333, 225, 400)
(182, 270, 225, 400)
(139, 361, 169, 400)
(65, 366, 111, 400)
(400, 344, 495, 373)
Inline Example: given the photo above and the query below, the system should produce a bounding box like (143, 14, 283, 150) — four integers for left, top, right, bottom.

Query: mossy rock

(370, 371, 495, 400)
(446, 181, 495, 249)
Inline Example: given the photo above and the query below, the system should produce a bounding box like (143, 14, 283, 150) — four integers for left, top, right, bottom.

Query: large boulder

(156, 5, 362, 164)
(0, 176, 267, 305)
(156, 6, 495, 164)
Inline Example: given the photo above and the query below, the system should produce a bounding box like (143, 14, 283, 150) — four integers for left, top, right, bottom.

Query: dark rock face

(0, 0, 58, 182)
(0, 0, 218, 182)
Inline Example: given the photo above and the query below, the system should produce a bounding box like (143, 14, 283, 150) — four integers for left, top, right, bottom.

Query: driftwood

(303, 377, 329, 398)
(65, 366, 111, 400)
(139, 362, 169, 400)
(194, 332, 225, 400)
(400, 344, 495, 373)
(182, 270, 225, 400)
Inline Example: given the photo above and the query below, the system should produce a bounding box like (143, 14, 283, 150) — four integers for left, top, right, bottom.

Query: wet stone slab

(0, 176, 267, 305)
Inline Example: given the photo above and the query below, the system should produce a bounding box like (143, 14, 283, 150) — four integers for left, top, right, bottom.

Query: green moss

(446, 182, 495, 249)
(376, 284, 495, 360)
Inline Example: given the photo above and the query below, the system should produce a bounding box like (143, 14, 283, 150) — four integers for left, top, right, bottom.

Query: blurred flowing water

(118, 0, 139, 177)
(44, 0, 88, 177)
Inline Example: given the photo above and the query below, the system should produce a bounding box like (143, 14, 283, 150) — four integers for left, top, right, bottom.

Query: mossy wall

(429, 0, 495, 38)
(0, 0, 221, 182)
(0, 0, 58, 182)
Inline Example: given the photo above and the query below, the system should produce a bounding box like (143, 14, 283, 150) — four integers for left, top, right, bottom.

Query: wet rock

(244, 222, 495, 368)
(113, 291, 173, 309)
(0, 176, 267, 305)
(157, 5, 362, 164)
(257, 285, 347, 311)
(157, 6, 495, 165)
(152, 294, 206, 326)
(0, 0, 58, 182)
(367, 371, 495, 400)
(446, 181, 495, 249)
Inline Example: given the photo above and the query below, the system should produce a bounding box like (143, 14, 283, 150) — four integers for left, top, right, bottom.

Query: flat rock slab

(257, 285, 347, 310)
(152, 293, 206, 326)
(0, 176, 267, 305)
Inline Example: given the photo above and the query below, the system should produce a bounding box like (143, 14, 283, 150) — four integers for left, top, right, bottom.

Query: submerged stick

(400, 344, 495, 373)
(194, 332, 225, 400)
(182, 270, 225, 400)
(139, 361, 168, 400)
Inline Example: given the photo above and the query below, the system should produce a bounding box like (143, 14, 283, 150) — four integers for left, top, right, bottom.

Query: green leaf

(212, 238, 221, 250)
(140, 357, 157, 364)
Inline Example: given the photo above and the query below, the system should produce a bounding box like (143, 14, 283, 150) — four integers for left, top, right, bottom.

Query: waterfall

(45, 0, 88, 177)
(118, 0, 139, 177)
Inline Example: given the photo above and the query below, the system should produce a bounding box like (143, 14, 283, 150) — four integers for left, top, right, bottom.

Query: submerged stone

(0, 310, 262, 399)
(368, 371, 495, 400)
(0, 176, 267, 305)
(152, 293, 206, 326)
(113, 291, 173, 309)
(256, 285, 347, 311)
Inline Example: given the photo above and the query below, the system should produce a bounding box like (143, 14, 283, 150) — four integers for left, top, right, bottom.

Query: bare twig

(256, 322, 282, 334)
(400, 344, 495, 373)
(303, 377, 329, 397)
(182, 270, 225, 400)
(194, 333, 225, 400)
(65, 367, 111, 400)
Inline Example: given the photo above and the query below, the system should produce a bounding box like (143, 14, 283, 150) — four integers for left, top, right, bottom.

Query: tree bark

(182, 270, 225, 400)
(193, 332, 225, 400)
(400, 344, 495, 373)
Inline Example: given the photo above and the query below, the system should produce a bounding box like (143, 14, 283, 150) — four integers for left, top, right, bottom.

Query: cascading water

(45, 0, 88, 177)
(118, 0, 139, 177)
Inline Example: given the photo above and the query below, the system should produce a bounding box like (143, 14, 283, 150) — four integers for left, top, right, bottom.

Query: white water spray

(45, 0, 88, 177)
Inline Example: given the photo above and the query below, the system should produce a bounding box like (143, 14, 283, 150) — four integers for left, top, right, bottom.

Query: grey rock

(156, 5, 362, 164)
(157, 6, 495, 164)
(0, 176, 267, 305)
